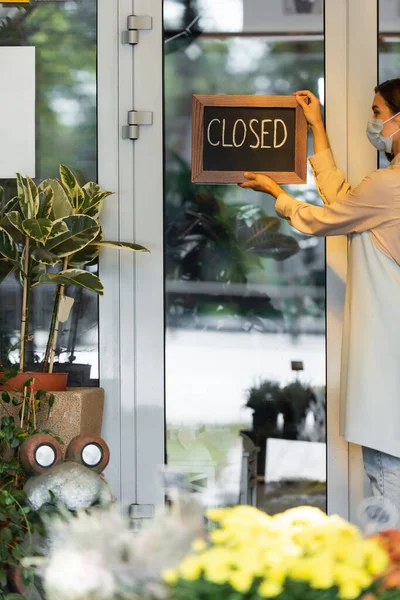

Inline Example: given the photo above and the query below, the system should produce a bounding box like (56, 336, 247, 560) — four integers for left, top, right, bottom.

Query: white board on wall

(0, 47, 36, 179)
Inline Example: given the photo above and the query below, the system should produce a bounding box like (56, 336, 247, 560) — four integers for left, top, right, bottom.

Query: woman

(240, 80, 400, 516)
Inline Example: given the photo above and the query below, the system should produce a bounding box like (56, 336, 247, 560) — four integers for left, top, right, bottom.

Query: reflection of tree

(0, 1, 96, 181)
(166, 157, 301, 331)
(164, 30, 325, 331)
(0, 1, 98, 375)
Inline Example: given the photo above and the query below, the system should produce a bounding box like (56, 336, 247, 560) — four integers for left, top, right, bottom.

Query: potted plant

(243, 380, 282, 477)
(22, 502, 397, 600)
(277, 381, 317, 441)
(244, 379, 317, 477)
(0, 166, 148, 391)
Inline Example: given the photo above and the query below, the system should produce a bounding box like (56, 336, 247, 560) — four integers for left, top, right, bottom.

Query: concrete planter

(0, 387, 104, 453)
(44, 387, 105, 451)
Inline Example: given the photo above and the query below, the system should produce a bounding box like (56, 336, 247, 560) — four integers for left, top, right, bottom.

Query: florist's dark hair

(375, 78, 400, 162)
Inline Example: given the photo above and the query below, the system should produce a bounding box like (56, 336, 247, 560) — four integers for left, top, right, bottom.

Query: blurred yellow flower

(162, 568, 179, 585)
(338, 581, 363, 599)
(168, 505, 391, 600)
(229, 570, 253, 592)
(192, 539, 207, 552)
(258, 580, 283, 597)
(179, 557, 202, 581)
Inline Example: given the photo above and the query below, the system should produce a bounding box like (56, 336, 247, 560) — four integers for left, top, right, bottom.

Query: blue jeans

(362, 446, 400, 530)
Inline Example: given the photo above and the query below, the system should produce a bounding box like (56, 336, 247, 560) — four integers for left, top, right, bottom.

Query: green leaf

(0, 196, 19, 221)
(44, 214, 100, 258)
(0, 259, 16, 284)
(37, 269, 104, 295)
(242, 216, 281, 248)
(68, 239, 148, 266)
(60, 164, 78, 191)
(68, 243, 101, 266)
(26, 177, 39, 217)
(96, 240, 149, 252)
(16, 173, 25, 199)
(22, 377, 33, 388)
(37, 186, 54, 219)
(17, 174, 39, 219)
(22, 217, 53, 243)
(59, 165, 84, 208)
(0, 527, 12, 543)
(6, 211, 24, 234)
(31, 261, 47, 285)
(1, 392, 10, 403)
(80, 189, 113, 218)
(83, 181, 101, 195)
(0, 227, 18, 262)
(16, 174, 31, 220)
(246, 232, 300, 261)
(49, 219, 69, 240)
(31, 247, 60, 265)
(41, 178, 73, 219)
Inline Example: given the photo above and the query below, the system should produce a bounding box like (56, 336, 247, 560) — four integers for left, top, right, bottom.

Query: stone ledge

(0, 387, 105, 454)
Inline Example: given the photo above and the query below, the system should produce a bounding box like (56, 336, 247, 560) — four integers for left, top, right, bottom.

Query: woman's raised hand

(238, 172, 283, 199)
(293, 90, 323, 128)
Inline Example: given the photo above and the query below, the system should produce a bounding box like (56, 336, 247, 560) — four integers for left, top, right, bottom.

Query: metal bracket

(129, 503, 155, 531)
(122, 110, 153, 141)
(122, 15, 152, 45)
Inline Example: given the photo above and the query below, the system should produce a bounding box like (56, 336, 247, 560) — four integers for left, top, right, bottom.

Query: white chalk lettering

(274, 119, 287, 148)
(249, 119, 260, 148)
(261, 119, 272, 148)
(222, 119, 233, 147)
(232, 119, 247, 147)
(207, 118, 221, 146)
(205, 117, 289, 150)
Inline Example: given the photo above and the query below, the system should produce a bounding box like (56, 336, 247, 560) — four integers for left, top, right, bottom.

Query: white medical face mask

(366, 111, 400, 153)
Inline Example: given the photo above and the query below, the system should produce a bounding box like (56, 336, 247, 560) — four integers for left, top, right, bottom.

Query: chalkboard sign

(191, 95, 307, 184)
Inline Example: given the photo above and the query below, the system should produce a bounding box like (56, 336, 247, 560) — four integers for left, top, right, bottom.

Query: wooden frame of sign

(191, 95, 307, 184)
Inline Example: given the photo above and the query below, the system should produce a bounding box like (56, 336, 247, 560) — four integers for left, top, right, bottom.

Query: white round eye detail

(82, 443, 103, 467)
(35, 445, 56, 468)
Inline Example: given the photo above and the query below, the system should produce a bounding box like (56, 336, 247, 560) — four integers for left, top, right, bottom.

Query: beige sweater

(275, 148, 400, 265)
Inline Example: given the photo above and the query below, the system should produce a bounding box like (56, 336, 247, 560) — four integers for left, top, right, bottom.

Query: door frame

(99, 0, 379, 517)
(98, 0, 165, 508)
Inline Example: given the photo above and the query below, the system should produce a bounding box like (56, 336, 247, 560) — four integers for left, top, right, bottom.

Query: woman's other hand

(294, 90, 323, 128)
(238, 172, 283, 198)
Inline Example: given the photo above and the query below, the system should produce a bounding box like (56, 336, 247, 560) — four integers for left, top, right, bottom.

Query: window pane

(0, 0, 98, 386)
(164, 0, 326, 511)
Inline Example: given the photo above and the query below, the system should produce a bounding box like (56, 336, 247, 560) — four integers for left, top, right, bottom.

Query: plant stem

(31, 381, 36, 430)
(19, 238, 30, 372)
(20, 386, 27, 428)
(49, 256, 69, 374)
(42, 287, 61, 372)
(44, 207, 76, 373)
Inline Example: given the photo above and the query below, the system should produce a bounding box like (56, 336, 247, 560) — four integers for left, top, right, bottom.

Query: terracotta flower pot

(0, 371, 68, 392)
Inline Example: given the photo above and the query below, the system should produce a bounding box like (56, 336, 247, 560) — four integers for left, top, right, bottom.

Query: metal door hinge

(122, 110, 153, 141)
(122, 15, 152, 45)
(129, 503, 155, 531)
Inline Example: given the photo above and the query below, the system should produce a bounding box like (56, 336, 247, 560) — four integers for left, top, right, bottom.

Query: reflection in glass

(0, 1, 98, 385)
(164, 1, 326, 512)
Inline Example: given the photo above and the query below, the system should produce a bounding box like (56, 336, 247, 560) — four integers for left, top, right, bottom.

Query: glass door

(163, 0, 327, 513)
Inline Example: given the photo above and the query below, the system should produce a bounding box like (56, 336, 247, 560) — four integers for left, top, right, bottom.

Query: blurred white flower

(44, 549, 115, 600)
(26, 496, 204, 600)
